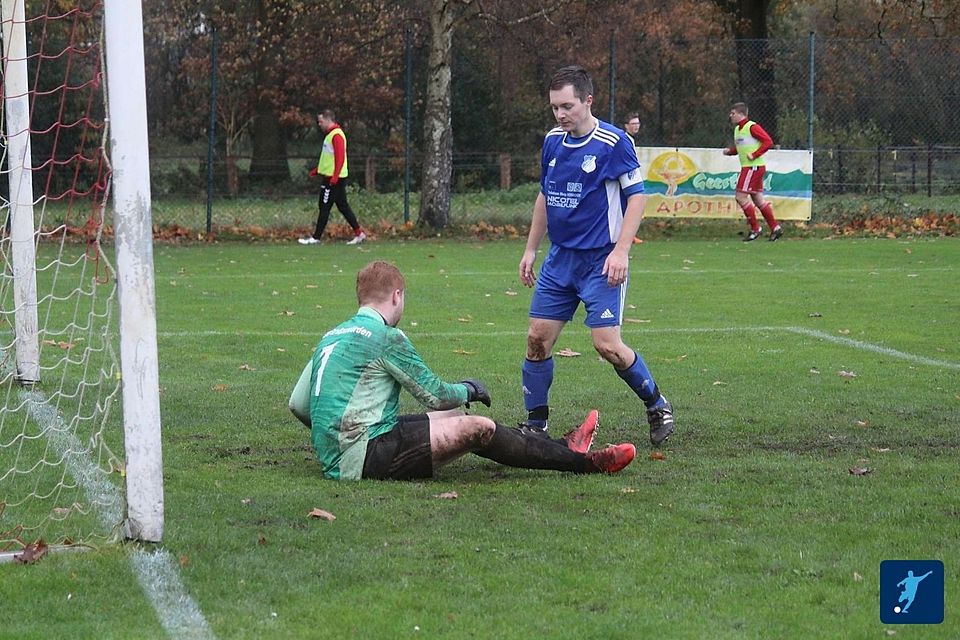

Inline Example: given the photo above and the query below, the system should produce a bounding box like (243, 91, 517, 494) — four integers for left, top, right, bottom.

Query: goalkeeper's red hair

(357, 261, 405, 319)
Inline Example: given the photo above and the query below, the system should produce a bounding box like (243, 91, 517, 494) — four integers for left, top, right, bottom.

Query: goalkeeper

(289, 260, 636, 480)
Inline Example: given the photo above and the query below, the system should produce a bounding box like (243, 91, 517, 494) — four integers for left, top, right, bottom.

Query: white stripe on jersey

(594, 128, 619, 147)
(605, 179, 624, 243)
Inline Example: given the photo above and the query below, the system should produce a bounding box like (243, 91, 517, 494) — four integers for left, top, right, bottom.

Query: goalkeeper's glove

(309, 167, 318, 177)
(460, 379, 491, 408)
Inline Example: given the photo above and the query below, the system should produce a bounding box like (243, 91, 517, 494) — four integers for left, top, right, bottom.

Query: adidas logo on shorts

(600, 309, 614, 320)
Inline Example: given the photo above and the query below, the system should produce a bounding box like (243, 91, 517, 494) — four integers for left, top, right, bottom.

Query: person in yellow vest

(723, 102, 782, 242)
(299, 109, 366, 245)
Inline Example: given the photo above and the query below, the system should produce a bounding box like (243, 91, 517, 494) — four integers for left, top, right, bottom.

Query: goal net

(0, 0, 162, 556)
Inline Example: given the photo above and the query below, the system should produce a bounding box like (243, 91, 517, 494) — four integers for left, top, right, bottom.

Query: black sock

(474, 424, 591, 473)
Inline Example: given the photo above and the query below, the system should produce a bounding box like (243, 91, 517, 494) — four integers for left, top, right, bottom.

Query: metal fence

(153, 35, 960, 222)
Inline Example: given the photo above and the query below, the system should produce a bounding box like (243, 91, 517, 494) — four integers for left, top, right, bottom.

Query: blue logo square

(880, 560, 944, 624)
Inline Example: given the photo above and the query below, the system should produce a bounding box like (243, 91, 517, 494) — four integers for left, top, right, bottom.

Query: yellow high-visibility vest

(734, 120, 764, 167)
(317, 127, 349, 177)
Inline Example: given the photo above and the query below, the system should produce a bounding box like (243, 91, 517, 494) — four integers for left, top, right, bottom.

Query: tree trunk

(728, 0, 777, 136)
(418, 0, 454, 229)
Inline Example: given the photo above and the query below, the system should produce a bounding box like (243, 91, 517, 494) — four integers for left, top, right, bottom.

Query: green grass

(2, 236, 959, 639)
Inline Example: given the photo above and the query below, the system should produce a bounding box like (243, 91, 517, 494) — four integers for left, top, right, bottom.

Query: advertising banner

(637, 147, 813, 220)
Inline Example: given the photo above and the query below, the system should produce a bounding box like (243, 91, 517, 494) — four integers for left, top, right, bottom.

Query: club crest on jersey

(548, 158, 557, 167)
(581, 155, 597, 173)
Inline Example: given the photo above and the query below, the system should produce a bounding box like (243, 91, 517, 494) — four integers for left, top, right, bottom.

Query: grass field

(2, 235, 959, 639)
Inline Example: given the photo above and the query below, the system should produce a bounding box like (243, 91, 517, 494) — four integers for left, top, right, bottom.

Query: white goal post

(104, 0, 164, 543)
(0, 0, 163, 551)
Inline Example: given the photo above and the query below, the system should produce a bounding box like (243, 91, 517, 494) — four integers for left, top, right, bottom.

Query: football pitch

(3, 235, 959, 639)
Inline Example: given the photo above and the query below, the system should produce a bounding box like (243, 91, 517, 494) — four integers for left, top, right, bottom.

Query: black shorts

(362, 414, 433, 480)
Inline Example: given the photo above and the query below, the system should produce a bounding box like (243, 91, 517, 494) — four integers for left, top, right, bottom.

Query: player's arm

(604, 190, 646, 286)
(288, 360, 313, 428)
(519, 191, 548, 287)
(382, 334, 473, 410)
(748, 123, 774, 158)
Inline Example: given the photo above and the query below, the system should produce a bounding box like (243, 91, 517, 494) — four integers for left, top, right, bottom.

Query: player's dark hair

(357, 261, 405, 305)
(549, 65, 593, 101)
(731, 102, 749, 116)
(624, 112, 640, 125)
(319, 108, 337, 121)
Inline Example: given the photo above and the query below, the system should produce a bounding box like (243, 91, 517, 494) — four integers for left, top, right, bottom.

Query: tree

(417, 0, 456, 228)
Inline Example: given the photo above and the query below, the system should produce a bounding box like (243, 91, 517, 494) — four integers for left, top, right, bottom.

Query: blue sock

(616, 351, 664, 409)
(522, 357, 553, 426)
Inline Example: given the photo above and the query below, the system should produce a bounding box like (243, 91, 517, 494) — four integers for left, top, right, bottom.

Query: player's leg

(752, 190, 782, 241)
(471, 412, 635, 474)
(735, 168, 762, 241)
(522, 318, 564, 431)
(313, 182, 334, 239)
(522, 246, 578, 432)
(582, 261, 674, 445)
(330, 179, 365, 243)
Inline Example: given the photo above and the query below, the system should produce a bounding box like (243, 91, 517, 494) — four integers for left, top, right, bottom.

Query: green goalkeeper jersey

(293, 307, 468, 480)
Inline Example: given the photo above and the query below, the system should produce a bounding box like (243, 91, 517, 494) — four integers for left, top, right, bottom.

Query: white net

(0, 0, 124, 552)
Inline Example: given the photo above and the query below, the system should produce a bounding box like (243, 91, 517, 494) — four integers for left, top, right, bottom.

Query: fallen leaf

(239, 364, 256, 371)
(624, 318, 651, 323)
(838, 370, 858, 379)
(278, 310, 296, 316)
(52, 507, 72, 518)
(305, 284, 318, 289)
(650, 451, 666, 461)
(457, 316, 472, 323)
(621, 487, 638, 493)
(452, 348, 476, 356)
(258, 534, 267, 546)
(849, 467, 872, 476)
(14, 539, 48, 564)
(504, 290, 518, 296)
(555, 348, 581, 357)
(838, 329, 850, 335)
(241, 498, 252, 505)
(712, 380, 726, 386)
(212, 384, 228, 392)
(308, 508, 336, 521)
(853, 572, 863, 582)
(179, 555, 190, 568)
(809, 367, 820, 374)
(856, 420, 869, 427)
(433, 491, 458, 499)
(872, 447, 892, 453)
(808, 312, 823, 318)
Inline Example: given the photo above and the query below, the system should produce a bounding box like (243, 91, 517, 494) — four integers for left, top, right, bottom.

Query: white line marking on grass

(130, 549, 217, 640)
(20, 390, 216, 639)
(784, 327, 960, 370)
(158, 325, 960, 370)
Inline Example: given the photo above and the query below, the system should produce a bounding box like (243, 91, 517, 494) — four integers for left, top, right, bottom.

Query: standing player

(518, 65, 674, 447)
(289, 260, 637, 480)
(299, 109, 367, 245)
(723, 102, 782, 242)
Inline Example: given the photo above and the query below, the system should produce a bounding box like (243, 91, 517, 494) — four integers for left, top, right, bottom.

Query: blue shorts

(530, 245, 625, 328)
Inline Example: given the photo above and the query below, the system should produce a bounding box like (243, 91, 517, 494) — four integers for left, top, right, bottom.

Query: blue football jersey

(540, 120, 644, 249)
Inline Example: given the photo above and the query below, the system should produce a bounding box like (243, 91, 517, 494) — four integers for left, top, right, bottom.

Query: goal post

(104, 0, 164, 543)
(0, 0, 163, 553)
(1, 0, 40, 385)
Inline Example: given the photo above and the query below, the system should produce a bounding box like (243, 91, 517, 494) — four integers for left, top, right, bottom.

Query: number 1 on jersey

(313, 342, 338, 396)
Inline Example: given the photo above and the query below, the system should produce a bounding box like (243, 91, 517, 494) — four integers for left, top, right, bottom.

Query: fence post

(365, 155, 377, 192)
(927, 143, 933, 197)
(837, 144, 844, 194)
(910, 150, 917, 193)
(808, 32, 815, 150)
(499, 153, 511, 190)
(876, 144, 881, 194)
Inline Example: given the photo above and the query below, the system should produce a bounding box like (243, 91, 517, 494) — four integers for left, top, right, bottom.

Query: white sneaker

(346, 231, 366, 245)
(298, 237, 320, 245)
